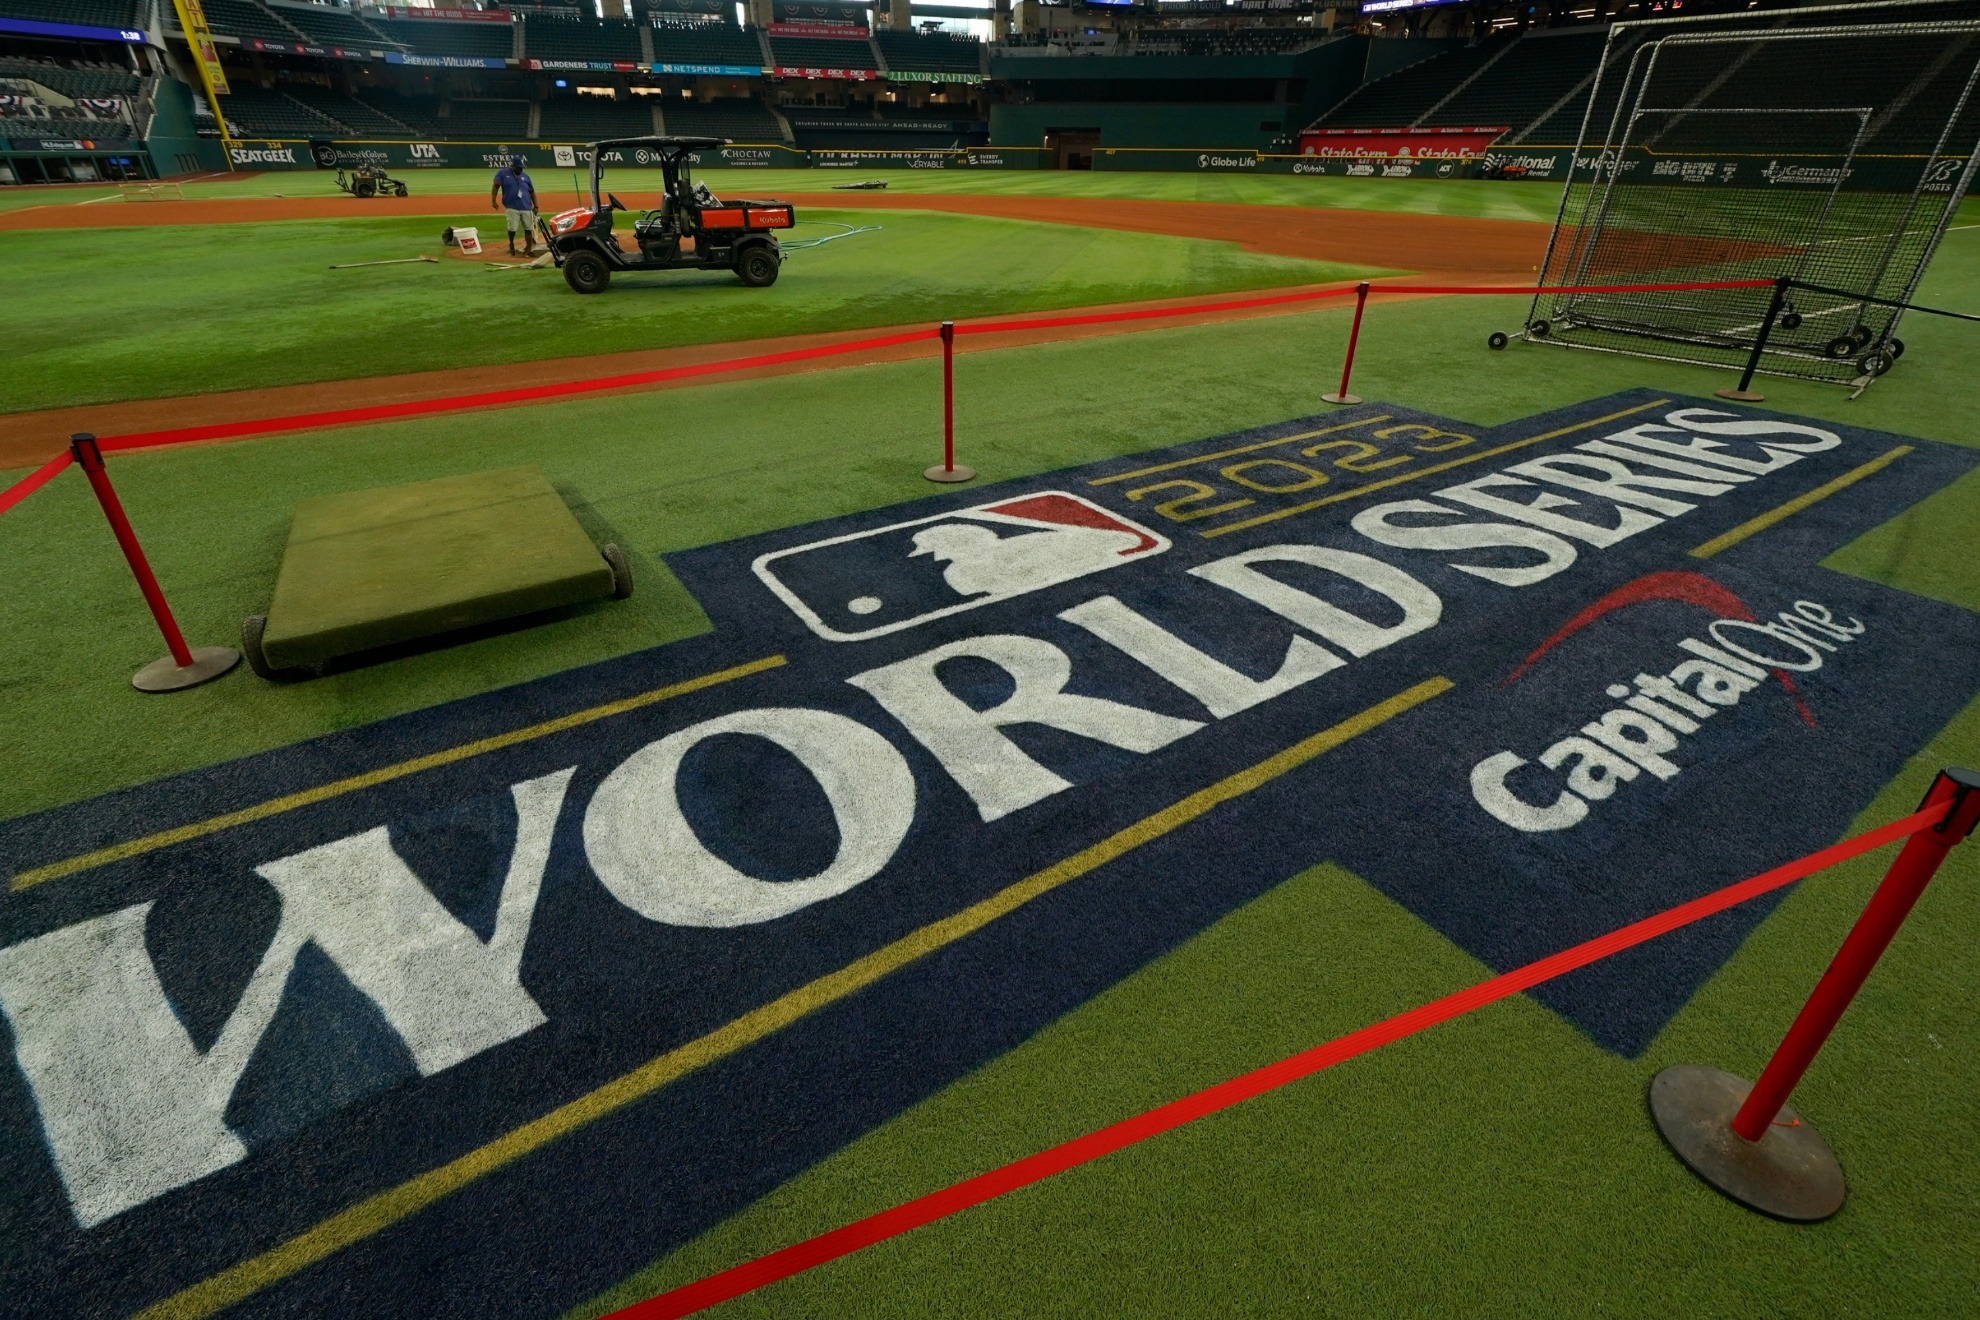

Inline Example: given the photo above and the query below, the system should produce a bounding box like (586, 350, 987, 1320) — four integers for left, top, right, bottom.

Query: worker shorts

(505, 208, 538, 234)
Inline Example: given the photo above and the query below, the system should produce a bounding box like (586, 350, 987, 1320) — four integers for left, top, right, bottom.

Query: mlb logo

(753, 492, 1171, 642)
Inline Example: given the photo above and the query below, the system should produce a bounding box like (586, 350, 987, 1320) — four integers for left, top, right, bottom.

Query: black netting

(1531, 5, 1980, 384)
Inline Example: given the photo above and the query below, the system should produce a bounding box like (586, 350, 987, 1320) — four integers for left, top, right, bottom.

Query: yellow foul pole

(169, 0, 237, 170)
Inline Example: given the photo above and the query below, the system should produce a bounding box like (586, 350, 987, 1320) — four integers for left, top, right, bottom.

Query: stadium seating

(371, 16, 515, 60)
(1424, 30, 1605, 134)
(1310, 34, 1514, 130)
(270, 2, 398, 50)
(1868, 33, 1980, 151)
(440, 98, 531, 138)
(648, 19, 764, 67)
(873, 30, 981, 75)
(665, 97, 782, 141)
(1516, 31, 1642, 144)
(198, 0, 309, 44)
(217, 85, 344, 136)
(361, 90, 445, 136)
(768, 34, 878, 72)
(0, 0, 141, 31)
(538, 95, 653, 140)
(521, 16, 644, 63)
(0, 55, 142, 97)
(26, 114, 132, 138)
(284, 85, 414, 136)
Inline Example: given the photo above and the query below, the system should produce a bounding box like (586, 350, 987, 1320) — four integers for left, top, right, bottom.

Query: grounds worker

(490, 156, 542, 257)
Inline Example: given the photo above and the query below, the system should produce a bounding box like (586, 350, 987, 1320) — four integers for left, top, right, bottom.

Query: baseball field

(2, 167, 1978, 1319)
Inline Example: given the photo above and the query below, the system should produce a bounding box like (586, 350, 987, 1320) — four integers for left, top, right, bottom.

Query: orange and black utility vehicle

(541, 136, 796, 294)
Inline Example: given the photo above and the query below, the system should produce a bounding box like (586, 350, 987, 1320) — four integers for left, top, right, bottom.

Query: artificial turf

(0, 168, 1576, 221)
(565, 721, 1980, 1319)
(0, 209, 1369, 412)
(2, 223, 1977, 822)
(3, 175, 1979, 1319)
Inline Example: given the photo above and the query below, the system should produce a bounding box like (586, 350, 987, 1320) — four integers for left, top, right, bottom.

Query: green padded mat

(261, 466, 615, 669)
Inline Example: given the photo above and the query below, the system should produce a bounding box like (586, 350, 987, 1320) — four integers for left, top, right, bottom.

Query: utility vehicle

(542, 136, 795, 294)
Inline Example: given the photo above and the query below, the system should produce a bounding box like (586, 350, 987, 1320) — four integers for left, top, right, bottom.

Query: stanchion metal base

(133, 646, 240, 693)
(1715, 388, 1766, 402)
(924, 465, 976, 484)
(1320, 393, 1363, 406)
(1649, 1065, 1845, 1222)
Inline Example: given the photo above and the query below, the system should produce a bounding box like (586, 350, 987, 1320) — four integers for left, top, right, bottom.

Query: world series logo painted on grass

(0, 391, 1975, 1317)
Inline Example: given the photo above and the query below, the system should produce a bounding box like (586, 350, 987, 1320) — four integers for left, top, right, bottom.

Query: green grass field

(3, 173, 1979, 1319)
(0, 167, 1577, 221)
(0, 210, 1369, 412)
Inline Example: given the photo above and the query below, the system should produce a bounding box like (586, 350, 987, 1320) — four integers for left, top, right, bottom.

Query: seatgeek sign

(1, 391, 1976, 1316)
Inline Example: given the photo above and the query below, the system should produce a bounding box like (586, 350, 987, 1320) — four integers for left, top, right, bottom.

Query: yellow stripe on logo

(1689, 445, 1914, 560)
(10, 655, 788, 891)
(134, 675, 1453, 1320)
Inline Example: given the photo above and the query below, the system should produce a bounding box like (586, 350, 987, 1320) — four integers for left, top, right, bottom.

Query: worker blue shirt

(495, 168, 536, 210)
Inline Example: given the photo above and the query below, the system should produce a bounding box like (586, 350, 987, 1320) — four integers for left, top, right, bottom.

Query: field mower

(541, 136, 795, 294)
(336, 163, 410, 198)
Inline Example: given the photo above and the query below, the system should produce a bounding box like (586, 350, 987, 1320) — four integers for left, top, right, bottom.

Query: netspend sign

(1, 392, 1974, 1315)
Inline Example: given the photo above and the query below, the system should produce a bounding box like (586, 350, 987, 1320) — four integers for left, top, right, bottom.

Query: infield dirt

(1, 190, 1548, 467)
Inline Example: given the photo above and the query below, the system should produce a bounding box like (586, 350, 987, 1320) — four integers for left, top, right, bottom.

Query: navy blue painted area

(0, 391, 1974, 1317)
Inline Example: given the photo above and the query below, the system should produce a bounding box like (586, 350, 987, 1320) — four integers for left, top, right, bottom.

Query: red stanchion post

(70, 433, 240, 692)
(1650, 767, 1980, 1221)
(924, 321, 974, 484)
(1322, 282, 1371, 406)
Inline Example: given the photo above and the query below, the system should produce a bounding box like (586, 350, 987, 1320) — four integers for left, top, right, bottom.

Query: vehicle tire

(1824, 335, 1856, 359)
(564, 250, 611, 294)
(241, 615, 279, 681)
(1528, 319, 1550, 338)
(601, 543, 635, 600)
(736, 245, 779, 288)
(1888, 337, 1906, 359)
(354, 177, 375, 199)
(394, 182, 409, 198)
(1488, 331, 1509, 350)
(1857, 351, 1893, 378)
(1779, 311, 1803, 330)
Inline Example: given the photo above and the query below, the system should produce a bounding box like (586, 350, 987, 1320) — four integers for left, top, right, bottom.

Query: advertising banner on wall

(1297, 125, 1507, 162)
(5, 133, 134, 150)
(524, 59, 640, 72)
(651, 62, 766, 76)
(248, 37, 370, 59)
(363, 5, 513, 19)
(768, 21, 869, 36)
(385, 51, 510, 69)
(206, 139, 1046, 172)
(771, 67, 880, 80)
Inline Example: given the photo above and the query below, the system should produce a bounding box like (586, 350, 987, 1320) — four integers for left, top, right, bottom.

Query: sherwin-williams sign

(1, 393, 1974, 1315)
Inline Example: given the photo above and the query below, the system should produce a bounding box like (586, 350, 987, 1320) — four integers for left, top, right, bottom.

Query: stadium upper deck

(5, 0, 1973, 181)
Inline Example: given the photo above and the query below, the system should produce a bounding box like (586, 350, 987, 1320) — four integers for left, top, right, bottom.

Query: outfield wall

(179, 137, 1971, 195)
(219, 139, 1050, 171)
